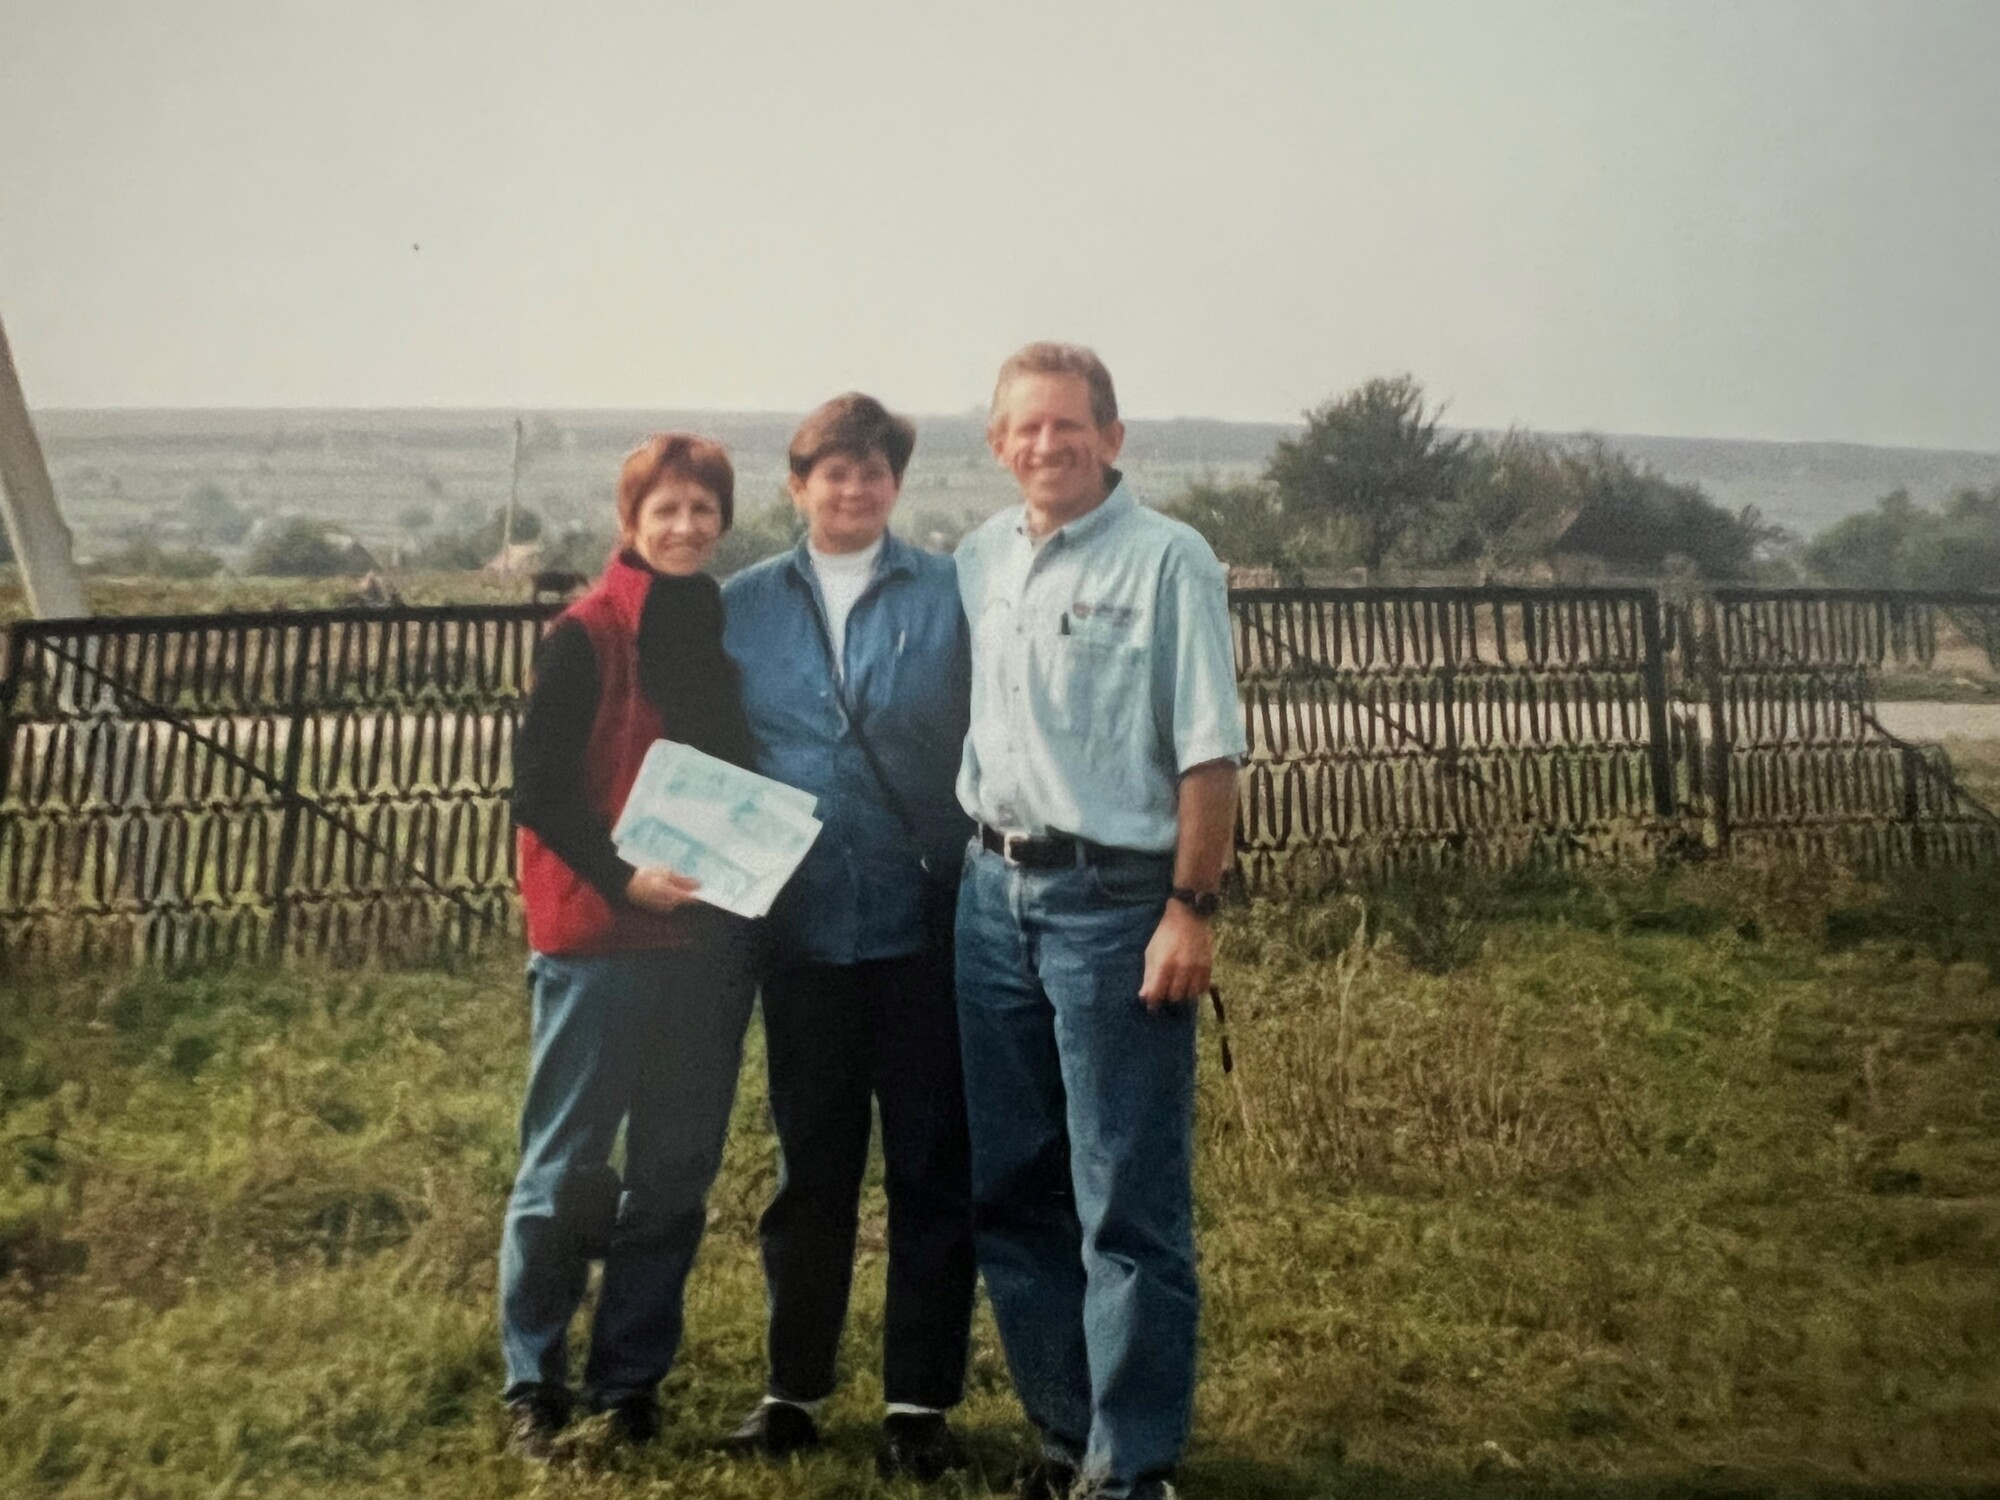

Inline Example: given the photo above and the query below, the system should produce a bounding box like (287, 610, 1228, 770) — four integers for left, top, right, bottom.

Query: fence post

(1638, 592, 1675, 821)
(1900, 744, 1927, 866)
(266, 622, 314, 959)
(1698, 597, 1732, 856)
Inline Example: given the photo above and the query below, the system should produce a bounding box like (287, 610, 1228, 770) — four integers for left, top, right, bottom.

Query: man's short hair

(617, 432, 736, 535)
(990, 342, 1119, 430)
(788, 393, 918, 482)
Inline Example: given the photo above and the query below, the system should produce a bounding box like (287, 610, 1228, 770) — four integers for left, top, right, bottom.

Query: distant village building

(484, 540, 544, 577)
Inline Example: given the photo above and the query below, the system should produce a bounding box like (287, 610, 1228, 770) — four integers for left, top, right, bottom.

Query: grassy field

(2, 863, 1999, 1498)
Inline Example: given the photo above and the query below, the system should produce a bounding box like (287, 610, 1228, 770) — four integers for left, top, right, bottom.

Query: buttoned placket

(992, 526, 1068, 831)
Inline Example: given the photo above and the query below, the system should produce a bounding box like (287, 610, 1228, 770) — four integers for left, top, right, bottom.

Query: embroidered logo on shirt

(1071, 602, 1138, 627)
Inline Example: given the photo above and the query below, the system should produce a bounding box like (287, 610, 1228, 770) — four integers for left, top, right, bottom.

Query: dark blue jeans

(499, 940, 756, 1405)
(757, 945, 975, 1408)
(955, 844, 1198, 1497)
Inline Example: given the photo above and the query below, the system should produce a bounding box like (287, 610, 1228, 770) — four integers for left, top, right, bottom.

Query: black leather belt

(978, 823, 1162, 870)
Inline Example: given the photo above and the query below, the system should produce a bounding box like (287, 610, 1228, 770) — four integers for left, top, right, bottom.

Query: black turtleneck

(513, 566, 757, 904)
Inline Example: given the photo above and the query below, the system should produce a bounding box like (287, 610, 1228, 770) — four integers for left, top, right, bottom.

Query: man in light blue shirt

(955, 343, 1244, 1500)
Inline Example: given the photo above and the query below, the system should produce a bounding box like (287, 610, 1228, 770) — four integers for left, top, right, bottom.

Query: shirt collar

(786, 529, 916, 589)
(1013, 470, 1134, 548)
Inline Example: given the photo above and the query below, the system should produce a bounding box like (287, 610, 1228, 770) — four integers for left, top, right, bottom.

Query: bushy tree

(1549, 441, 1775, 580)
(1806, 485, 2000, 591)
(1161, 481, 1300, 572)
(1264, 375, 1468, 578)
(412, 506, 545, 570)
(247, 519, 358, 577)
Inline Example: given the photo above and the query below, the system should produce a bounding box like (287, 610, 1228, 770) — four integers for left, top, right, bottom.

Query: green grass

(3, 864, 1999, 1497)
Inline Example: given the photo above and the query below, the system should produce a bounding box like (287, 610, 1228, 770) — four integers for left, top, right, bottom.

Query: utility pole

(498, 416, 524, 572)
(0, 315, 88, 619)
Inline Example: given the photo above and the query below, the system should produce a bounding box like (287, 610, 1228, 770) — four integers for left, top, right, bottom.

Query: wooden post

(1699, 597, 1732, 856)
(266, 622, 315, 959)
(1639, 593, 1676, 820)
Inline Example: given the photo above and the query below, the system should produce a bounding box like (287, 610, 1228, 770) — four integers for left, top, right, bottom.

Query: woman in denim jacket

(721, 394, 975, 1481)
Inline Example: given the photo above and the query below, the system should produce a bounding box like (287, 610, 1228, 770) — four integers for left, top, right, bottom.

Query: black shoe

(877, 1411, 969, 1482)
(1015, 1456, 1079, 1500)
(595, 1390, 660, 1447)
(505, 1385, 571, 1462)
(720, 1400, 821, 1457)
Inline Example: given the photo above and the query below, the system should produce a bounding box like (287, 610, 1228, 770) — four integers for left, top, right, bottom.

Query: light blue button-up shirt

(955, 476, 1246, 853)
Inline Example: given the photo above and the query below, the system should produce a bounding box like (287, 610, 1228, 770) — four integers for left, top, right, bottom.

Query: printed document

(612, 741, 821, 919)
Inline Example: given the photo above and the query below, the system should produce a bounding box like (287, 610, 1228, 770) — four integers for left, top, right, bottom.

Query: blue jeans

(499, 939, 756, 1405)
(955, 844, 1198, 1496)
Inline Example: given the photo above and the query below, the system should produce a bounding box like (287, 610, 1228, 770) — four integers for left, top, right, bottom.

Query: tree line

(10, 380, 1996, 591)
(1165, 376, 1783, 582)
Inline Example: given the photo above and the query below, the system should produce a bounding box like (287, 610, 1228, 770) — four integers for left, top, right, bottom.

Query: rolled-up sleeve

(1156, 539, 1248, 774)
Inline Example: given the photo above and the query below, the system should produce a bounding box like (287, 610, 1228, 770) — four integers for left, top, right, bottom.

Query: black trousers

(757, 945, 977, 1409)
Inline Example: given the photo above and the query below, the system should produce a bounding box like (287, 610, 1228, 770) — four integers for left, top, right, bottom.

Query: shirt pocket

(1043, 630, 1152, 750)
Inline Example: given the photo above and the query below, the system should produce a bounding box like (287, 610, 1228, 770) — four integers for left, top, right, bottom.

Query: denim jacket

(722, 533, 972, 964)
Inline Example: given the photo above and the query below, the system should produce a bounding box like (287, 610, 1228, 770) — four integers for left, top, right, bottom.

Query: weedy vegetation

(2, 860, 1998, 1497)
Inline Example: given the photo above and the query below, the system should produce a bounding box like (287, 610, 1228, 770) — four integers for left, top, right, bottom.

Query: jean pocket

(1084, 856, 1171, 908)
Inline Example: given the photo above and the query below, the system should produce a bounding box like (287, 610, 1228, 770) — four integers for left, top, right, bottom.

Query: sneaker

(504, 1385, 571, 1462)
(1015, 1456, 1079, 1500)
(720, 1399, 821, 1457)
(594, 1390, 660, 1447)
(877, 1411, 970, 1481)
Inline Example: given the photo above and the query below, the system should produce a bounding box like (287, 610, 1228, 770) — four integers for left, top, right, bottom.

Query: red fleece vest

(517, 556, 695, 956)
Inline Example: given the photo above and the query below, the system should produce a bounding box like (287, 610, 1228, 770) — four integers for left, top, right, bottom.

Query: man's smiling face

(988, 371, 1125, 529)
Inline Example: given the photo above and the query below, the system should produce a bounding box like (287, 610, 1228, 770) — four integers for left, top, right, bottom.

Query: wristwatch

(1168, 886, 1221, 919)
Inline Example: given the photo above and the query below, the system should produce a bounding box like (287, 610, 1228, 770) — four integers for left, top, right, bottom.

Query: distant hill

(29, 409, 2000, 558)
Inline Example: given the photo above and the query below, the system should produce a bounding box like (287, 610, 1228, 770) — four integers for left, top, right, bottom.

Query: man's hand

(1138, 898, 1212, 1009)
(625, 867, 702, 914)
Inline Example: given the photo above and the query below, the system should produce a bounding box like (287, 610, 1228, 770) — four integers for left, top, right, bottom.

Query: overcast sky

(5, 0, 1997, 448)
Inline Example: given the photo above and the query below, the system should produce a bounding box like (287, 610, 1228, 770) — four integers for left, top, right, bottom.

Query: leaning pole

(0, 317, 175, 961)
(0, 315, 87, 619)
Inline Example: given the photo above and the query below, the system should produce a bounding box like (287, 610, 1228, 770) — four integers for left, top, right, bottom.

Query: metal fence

(0, 605, 549, 967)
(2, 586, 1996, 966)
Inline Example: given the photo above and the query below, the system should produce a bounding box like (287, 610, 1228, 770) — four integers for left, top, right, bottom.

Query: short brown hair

(989, 342, 1119, 430)
(788, 393, 917, 482)
(617, 432, 735, 537)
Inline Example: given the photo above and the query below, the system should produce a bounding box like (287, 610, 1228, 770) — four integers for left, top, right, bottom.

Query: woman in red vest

(500, 433, 759, 1459)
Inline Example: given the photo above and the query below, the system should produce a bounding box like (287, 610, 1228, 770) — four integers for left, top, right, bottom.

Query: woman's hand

(624, 867, 703, 913)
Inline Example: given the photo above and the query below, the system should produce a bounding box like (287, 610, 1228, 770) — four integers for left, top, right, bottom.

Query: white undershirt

(808, 536, 882, 679)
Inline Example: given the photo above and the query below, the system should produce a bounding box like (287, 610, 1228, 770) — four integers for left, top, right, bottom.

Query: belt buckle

(1002, 832, 1032, 865)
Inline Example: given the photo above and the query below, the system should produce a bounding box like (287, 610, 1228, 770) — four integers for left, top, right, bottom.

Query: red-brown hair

(616, 433, 735, 539)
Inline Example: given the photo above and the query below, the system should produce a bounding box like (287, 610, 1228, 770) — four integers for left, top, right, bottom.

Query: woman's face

(788, 449, 900, 555)
(630, 476, 724, 575)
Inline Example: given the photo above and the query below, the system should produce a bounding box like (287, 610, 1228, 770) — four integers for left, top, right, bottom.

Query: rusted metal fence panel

(0, 604, 556, 967)
(2, 585, 1995, 965)
(1232, 587, 1682, 889)
(1665, 588, 2000, 872)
